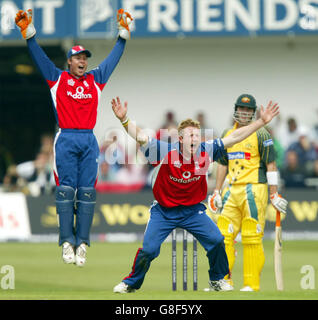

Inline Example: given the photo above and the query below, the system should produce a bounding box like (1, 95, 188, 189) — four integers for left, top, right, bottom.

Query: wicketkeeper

(208, 94, 288, 291)
(15, 8, 133, 266)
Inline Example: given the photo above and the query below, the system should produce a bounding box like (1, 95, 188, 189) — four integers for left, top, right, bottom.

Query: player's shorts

(221, 183, 268, 238)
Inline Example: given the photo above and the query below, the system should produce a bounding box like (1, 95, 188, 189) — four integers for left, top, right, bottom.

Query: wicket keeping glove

(117, 8, 133, 40)
(270, 192, 288, 214)
(15, 9, 36, 40)
(208, 190, 223, 213)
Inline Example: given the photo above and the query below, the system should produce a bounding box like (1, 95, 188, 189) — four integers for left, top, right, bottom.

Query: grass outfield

(0, 240, 317, 300)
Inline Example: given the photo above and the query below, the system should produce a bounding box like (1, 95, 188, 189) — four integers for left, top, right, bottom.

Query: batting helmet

(233, 94, 257, 125)
(235, 94, 257, 110)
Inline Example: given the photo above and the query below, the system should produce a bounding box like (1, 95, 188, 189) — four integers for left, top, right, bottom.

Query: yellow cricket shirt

(217, 123, 276, 185)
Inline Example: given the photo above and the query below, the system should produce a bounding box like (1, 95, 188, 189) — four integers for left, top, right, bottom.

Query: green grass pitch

(0, 240, 317, 300)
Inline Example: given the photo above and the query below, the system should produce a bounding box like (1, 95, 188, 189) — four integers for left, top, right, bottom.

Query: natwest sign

(1, 0, 318, 39)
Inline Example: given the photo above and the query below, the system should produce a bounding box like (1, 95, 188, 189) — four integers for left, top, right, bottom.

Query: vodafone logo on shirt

(169, 174, 201, 184)
(67, 86, 92, 99)
(182, 171, 191, 179)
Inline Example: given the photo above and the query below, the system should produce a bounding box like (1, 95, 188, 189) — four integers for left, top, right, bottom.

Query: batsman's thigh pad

(55, 185, 76, 246)
(75, 187, 96, 247)
(241, 217, 265, 291)
(217, 215, 236, 278)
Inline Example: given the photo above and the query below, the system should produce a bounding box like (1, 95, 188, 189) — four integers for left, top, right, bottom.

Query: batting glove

(15, 9, 36, 40)
(117, 8, 133, 40)
(270, 192, 288, 214)
(208, 190, 223, 213)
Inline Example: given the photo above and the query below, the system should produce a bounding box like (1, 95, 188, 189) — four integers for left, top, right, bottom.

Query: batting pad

(217, 215, 235, 284)
(55, 185, 76, 246)
(75, 187, 96, 247)
(241, 217, 265, 291)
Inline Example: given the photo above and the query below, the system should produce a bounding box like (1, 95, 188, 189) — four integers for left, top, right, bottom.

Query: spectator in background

(99, 133, 125, 174)
(96, 144, 150, 192)
(310, 108, 318, 152)
(156, 111, 178, 143)
(2, 165, 20, 192)
(311, 159, 318, 178)
(98, 161, 117, 183)
(304, 159, 318, 189)
(280, 150, 307, 188)
(196, 111, 207, 129)
(3, 151, 54, 195)
(15, 151, 55, 196)
(273, 117, 308, 151)
(276, 117, 307, 150)
(1, 133, 55, 193)
(116, 161, 147, 186)
(287, 127, 318, 175)
(196, 111, 215, 141)
(39, 133, 54, 157)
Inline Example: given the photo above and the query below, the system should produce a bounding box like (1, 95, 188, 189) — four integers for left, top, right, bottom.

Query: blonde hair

(178, 118, 201, 135)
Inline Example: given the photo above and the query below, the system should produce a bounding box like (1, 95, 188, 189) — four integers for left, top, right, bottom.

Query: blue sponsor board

(1, 0, 318, 39)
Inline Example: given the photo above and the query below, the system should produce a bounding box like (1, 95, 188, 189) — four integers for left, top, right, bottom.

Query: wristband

(266, 171, 279, 185)
(121, 118, 129, 127)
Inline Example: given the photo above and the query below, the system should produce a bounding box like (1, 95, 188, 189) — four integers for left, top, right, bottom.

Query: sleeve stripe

(257, 129, 275, 164)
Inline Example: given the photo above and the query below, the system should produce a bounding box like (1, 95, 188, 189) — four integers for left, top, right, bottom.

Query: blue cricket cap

(67, 45, 92, 59)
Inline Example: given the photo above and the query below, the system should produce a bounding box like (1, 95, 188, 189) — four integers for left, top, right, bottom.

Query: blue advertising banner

(1, 0, 318, 39)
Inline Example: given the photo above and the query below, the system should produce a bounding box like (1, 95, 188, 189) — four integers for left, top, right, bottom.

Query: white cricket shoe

(240, 286, 254, 292)
(208, 279, 234, 291)
(62, 242, 75, 264)
(75, 243, 87, 267)
(113, 282, 135, 293)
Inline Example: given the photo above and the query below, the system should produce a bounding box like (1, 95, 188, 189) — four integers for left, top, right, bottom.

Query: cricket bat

(274, 209, 284, 291)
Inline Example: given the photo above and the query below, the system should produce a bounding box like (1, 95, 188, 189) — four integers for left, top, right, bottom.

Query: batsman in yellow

(208, 94, 288, 291)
